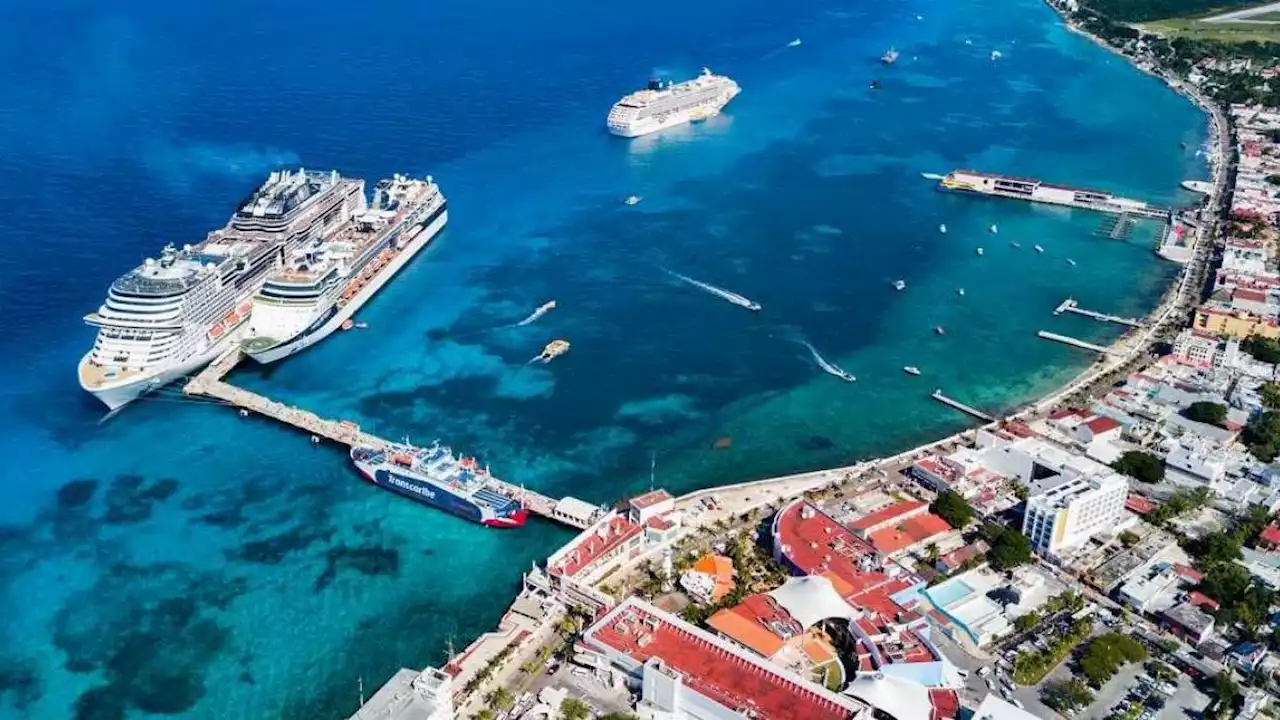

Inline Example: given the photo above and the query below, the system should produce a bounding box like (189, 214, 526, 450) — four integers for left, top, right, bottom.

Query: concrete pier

(184, 349, 595, 530)
(930, 390, 996, 422)
(1053, 298, 1145, 328)
(1037, 330, 1118, 355)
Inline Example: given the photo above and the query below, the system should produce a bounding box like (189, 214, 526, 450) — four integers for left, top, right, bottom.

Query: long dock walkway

(1037, 330, 1119, 355)
(930, 390, 996, 422)
(184, 349, 593, 530)
(1054, 298, 1145, 328)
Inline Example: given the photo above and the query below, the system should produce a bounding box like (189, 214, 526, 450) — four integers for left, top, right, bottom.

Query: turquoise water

(0, 0, 1206, 716)
(927, 579, 978, 608)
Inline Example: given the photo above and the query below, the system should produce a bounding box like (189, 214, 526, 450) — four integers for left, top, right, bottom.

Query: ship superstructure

(241, 174, 448, 363)
(78, 169, 364, 410)
(350, 442, 528, 528)
(606, 68, 740, 138)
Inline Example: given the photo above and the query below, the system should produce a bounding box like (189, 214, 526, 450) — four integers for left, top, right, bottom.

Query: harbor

(1053, 297, 1146, 328)
(184, 350, 601, 531)
(935, 169, 1172, 219)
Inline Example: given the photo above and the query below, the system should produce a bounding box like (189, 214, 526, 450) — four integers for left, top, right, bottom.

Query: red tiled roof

(1126, 494, 1157, 515)
(1173, 563, 1203, 584)
(1049, 408, 1083, 420)
(775, 501, 922, 603)
(591, 602, 857, 719)
(1188, 591, 1221, 611)
(647, 515, 676, 531)
(1001, 421, 1037, 438)
(1085, 416, 1121, 434)
(707, 600, 789, 658)
(868, 513, 953, 555)
(849, 500, 926, 532)
(929, 689, 961, 720)
(692, 554, 735, 602)
(1234, 287, 1268, 303)
(549, 516, 643, 578)
(1260, 524, 1280, 547)
(630, 489, 674, 509)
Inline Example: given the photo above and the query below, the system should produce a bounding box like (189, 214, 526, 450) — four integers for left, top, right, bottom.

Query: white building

(1163, 436, 1230, 488)
(1172, 328, 1224, 369)
(349, 667, 452, 720)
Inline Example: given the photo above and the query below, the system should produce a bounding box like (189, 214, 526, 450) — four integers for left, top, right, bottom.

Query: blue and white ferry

(349, 442, 527, 528)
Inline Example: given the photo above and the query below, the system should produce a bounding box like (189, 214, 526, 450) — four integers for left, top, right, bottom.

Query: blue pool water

(927, 579, 978, 608)
(0, 0, 1206, 716)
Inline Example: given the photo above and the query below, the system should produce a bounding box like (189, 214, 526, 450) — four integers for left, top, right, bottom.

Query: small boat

(354, 322, 368, 329)
(957, 288, 965, 296)
(1010, 241, 1021, 248)
(869, 79, 882, 90)
(989, 224, 999, 234)
(536, 339, 571, 364)
(904, 366, 921, 376)
(935, 326, 946, 335)
(1066, 258, 1077, 266)
(991, 50, 1003, 60)
(788, 38, 802, 47)
(964, 38, 973, 46)
(894, 280, 907, 291)
(1034, 244, 1044, 253)
(939, 223, 947, 234)
(881, 48, 900, 64)
(916, 14, 923, 20)
(341, 319, 355, 331)
(976, 247, 984, 256)
(624, 195, 642, 206)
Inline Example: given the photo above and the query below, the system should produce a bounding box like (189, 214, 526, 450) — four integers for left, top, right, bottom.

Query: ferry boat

(241, 174, 447, 363)
(607, 69, 741, 138)
(350, 442, 528, 528)
(936, 170, 1166, 218)
(78, 169, 364, 409)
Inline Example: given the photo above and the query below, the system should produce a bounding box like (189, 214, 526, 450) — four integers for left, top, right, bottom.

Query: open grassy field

(1141, 16, 1280, 42)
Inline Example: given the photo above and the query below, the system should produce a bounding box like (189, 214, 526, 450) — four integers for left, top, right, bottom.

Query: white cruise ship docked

(78, 169, 364, 410)
(606, 68, 740, 138)
(240, 174, 448, 364)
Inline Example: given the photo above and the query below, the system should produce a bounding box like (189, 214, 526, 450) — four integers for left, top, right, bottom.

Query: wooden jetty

(930, 390, 996, 422)
(184, 349, 595, 529)
(1053, 298, 1145, 328)
(1037, 330, 1118, 355)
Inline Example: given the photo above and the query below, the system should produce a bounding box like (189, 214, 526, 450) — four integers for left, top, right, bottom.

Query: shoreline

(378, 8, 1230, 716)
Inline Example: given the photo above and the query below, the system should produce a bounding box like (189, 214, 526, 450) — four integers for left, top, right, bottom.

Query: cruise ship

(240, 174, 447, 364)
(606, 68, 740, 138)
(350, 442, 528, 528)
(78, 169, 364, 410)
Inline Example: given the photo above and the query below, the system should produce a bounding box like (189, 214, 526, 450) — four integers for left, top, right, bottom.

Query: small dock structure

(1053, 298, 1145, 328)
(184, 349, 596, 530)
(936, 170, 1170, 219)
(1037, 330, 1118, 355)
(930, 390, 996, 422)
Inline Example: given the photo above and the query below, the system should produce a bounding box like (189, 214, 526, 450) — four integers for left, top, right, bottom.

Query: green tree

(473, 710, 495, 720)
(1242, 336, 1280, 364)
(598, 714, 637, 720)
(1079, 633, 1148, 686)
(484, 687, 514, 711)
(1183, 401, 1228, 427)
(930, 491, 975, 529)
(560, 697, 591, 720)
(1014, 613, 1041, 632)
(1244, 410, 1280, 462)
(1211, 674, 1240, 719)
(1112, 451, 1165, 484)
(1043, 678, 1093, 713)
(1266, 174, 1280, 187)
(1118, 530, 1140, 547)
(984, 525, 1032, 570)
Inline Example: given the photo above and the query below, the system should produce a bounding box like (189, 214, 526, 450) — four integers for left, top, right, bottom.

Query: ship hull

(244, 206, 448, 364)
(352, 460, 526, 529)
(78, 331, 239, 410)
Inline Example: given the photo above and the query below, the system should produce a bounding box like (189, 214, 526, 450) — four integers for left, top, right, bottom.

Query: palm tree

(485, 686, 514, 711)
(925, 543, 940, 562)
(560, 697, 591, 720)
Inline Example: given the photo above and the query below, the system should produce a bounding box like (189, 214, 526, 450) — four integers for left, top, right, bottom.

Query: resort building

(848, 500, 956, 557)
(680, 553, 735, 604)
(1194, 304, 1280, 339)
(581, 597, 869, 720)
(1022, 471, 1127, 556)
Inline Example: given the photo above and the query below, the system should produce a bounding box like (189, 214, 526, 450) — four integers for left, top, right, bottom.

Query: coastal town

(348, 5, 1280, 720)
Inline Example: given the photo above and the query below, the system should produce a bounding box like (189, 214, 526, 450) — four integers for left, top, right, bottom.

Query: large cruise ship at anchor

(350, 442, 528, 528)
(78, 169, 364, 410)
(240, 174, 447, 364)
(606, 68, 740, 138)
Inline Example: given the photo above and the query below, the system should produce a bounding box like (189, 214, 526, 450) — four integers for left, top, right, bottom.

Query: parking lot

(518, 660, 634, 719)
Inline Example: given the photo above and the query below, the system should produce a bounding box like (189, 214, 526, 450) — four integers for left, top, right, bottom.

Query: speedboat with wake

(515, 300, 556, 327)
(665, 269, 761, 311)
(903, 366, 921, 376)
(894, 279, 907, 291)
(804, 341, 855, 382)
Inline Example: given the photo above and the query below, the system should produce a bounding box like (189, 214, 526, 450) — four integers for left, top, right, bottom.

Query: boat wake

(920, 172, 945, 181)
(802, 341, 856, 382)
(664, 269, 760, 311)
(514, 300, 556, 327)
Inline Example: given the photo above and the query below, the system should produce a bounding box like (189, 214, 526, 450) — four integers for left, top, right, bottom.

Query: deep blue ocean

(0, 0, 1207, 716)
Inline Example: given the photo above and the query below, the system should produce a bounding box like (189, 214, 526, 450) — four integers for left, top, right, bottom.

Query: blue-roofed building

(1227, 642, 1269, 674)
